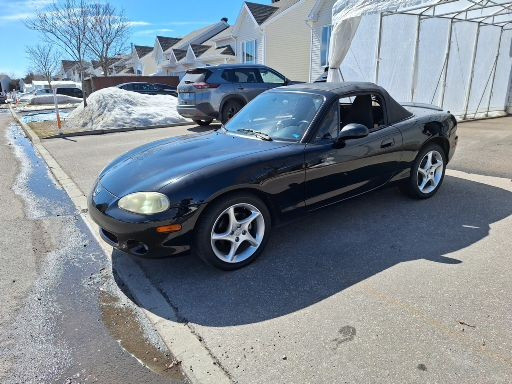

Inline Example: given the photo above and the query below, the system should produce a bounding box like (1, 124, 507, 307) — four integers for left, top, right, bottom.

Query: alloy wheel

(417, 150, 444, 194)
(210, 203, 265, 263)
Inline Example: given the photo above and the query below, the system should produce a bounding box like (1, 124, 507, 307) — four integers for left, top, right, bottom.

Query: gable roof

(190, 44, 211, 58)
(197, 44, 236, 62)
(166, 20, 229, 53)
(157, 36, 181, 52)
(209, 26, 234, 42)
(134, 45, 153, 58)
(219, 45, 235, 56)
(245, 2, 279, 24)
(172, 48, 187, 61)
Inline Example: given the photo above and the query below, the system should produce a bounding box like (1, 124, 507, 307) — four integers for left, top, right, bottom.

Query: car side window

(259, 68, 285, 85)
(314, 102, 339, 142)
(339, 93, 386, 132)
(224, 69, 260, 83)
(221, 70, 231, 82)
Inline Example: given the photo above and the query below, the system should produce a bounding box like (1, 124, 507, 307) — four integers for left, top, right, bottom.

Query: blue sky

(0, 0, 268, 78)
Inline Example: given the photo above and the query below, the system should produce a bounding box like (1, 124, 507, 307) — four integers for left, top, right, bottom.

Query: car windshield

(224, 92, 325, 142)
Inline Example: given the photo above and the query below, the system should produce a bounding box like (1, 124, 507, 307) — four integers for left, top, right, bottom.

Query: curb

(8, 105, 232, 384)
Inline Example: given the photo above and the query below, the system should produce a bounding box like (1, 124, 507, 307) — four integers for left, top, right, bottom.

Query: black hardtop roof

(277, 82, 413, 124)
(280, 81, 383, 95)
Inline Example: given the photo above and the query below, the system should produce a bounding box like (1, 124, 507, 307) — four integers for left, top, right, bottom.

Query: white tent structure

(328, 0, 512, 119)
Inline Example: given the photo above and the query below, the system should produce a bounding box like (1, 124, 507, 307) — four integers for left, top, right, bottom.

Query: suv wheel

(221, 100, 244, 124)
(193, 119, 213, 126)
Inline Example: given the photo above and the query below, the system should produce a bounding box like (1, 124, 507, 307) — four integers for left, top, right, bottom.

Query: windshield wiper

(236, 129, 273, 141)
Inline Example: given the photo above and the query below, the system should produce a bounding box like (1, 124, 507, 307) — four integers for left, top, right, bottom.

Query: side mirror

(334, 123, 369, 148)
(339, 123, 369, 140)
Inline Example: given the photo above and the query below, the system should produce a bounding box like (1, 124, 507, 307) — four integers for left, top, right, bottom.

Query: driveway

(41, 118, 512, 383)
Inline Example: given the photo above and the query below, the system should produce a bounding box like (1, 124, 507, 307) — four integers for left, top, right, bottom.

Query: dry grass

(27, 121, 66, 139)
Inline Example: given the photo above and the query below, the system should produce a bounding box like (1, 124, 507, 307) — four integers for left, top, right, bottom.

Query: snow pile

(29, 94, 82, 105)
(66, 87, 188, 131)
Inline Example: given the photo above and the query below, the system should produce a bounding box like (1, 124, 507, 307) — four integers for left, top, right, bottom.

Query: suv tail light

(193, 82, 219, 89)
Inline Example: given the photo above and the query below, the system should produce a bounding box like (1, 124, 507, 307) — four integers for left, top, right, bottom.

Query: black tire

(193, 193, 271, 270)
(220, 100, 244, 124)
(400, 143, 447, 199)
(193, 119, 213, 126)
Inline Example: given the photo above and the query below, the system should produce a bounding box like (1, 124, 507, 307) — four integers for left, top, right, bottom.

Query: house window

(320, 25, 332, 67)
(242, 40, 257, 64)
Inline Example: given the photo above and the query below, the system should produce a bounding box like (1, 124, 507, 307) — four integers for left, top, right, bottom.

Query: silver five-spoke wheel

(210, 203, 265, 263)
(417, 150, 444, 194)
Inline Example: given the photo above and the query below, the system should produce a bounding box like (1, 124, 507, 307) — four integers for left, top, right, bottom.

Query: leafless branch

(25, 44, 60, 88)
(85, 2, 131, 76)
(26, 0, 91, 104)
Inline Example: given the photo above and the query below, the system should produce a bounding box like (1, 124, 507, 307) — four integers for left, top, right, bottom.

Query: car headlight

(118, 192, 170, 215)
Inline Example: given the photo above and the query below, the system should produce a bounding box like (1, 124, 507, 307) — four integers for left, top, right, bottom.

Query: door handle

(380, 138, 394, 148)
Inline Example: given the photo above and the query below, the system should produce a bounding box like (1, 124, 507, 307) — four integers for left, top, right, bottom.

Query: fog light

(156, 224, 182, 233)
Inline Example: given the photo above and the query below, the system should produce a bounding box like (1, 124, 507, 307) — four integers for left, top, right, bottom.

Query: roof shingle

(134, 45, 153, 58)
(172, 48, 187, 61)
(157, 36, 181, 52)
(190, 44, 211, 58)
(245, 2, 279, 24)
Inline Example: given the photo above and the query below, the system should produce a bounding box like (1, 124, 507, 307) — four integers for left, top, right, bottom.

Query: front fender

(160, 144, 306, 222)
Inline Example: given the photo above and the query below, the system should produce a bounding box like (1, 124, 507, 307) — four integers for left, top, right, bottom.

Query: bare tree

(85, 2, 130, 77)
(26, 0, 90, 105)
(26, 44, 60, 88)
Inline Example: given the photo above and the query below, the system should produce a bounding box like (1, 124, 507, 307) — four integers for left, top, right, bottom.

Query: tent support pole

(375, 12, 384, 84)
(486, 27, 504, 116)
(463, 23, 481, 119)
(411, 15, 422, 101)
(440, 20, 454, 109)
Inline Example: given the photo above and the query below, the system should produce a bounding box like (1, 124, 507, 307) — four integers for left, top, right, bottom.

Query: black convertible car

(89, 82, 458, 270)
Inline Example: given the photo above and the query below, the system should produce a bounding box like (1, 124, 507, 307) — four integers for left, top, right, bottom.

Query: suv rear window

(182, 69, 212, 84)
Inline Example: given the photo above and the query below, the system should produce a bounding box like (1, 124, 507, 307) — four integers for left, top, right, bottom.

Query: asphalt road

(448, 116, 512, 178)
(40, 117, 512, 383)
(0, 112, 187, 383)
(43, 123, 214, 196)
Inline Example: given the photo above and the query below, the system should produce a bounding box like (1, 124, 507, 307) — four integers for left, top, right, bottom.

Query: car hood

(99, 131, 290, 197)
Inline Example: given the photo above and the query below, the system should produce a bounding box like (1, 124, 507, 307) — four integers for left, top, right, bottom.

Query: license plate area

(179, 92, 196, 105)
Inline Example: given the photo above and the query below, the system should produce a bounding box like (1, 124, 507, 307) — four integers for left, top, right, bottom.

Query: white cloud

(0, 0, 53, 24)
(126, 21, 152, 27)
(133, 28, 175, 36)
(163, 21, 213, 26)
(0, 13, 32, 22)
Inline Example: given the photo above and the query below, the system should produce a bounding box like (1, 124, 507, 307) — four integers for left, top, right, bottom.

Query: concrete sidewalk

(39, 117, 512, 383)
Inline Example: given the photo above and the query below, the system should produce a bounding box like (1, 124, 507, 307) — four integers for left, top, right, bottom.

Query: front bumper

(88, 185, 199, 258)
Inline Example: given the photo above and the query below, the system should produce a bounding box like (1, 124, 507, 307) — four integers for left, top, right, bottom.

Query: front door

(304, 95, 403, 210)
(225, 68, 267, 103)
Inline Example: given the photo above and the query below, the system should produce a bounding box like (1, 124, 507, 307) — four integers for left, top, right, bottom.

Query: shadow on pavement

(113, 176, 512, 326)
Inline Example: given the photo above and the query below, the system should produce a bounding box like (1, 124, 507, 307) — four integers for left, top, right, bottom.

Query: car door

(304, 95, 403, 210)
(230, 68, 267, 102)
